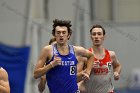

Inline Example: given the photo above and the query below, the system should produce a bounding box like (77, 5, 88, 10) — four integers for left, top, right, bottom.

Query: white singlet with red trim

(83, 48, 114, 93)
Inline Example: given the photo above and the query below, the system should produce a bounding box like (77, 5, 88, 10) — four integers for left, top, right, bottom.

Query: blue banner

(0, 43, 30, 93)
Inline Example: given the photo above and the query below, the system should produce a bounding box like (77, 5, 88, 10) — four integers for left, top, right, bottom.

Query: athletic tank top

(84, 48, 114, 93)
(46, 44, 79, 93)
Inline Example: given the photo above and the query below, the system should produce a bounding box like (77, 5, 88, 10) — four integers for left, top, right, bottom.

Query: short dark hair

(90, 24, 106, 35)
(49, 37, 56, 45)
(52, 19, 72, 36)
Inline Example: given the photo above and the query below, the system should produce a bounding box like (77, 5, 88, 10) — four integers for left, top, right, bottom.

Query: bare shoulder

(40, 45, 54, 61)
(73, 46, 87, 54)
(41, 45, 53, 55)
(73, 45, 91, 57)
(73, 45, 87, 52)
(0, 68, 7, 75)
(0, 68, 8, 80)
(73, 45, 84, 49)
(108, 50, 119, 63)
(43, 45, 52, 51)
(108, 50, 116, 58)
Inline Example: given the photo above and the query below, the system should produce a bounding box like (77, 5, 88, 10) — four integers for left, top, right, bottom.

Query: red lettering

(94, 68, 100, 74)
(94, 68, 108, 75)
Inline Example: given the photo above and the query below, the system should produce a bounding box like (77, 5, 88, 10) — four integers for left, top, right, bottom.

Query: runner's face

(55, 26, 70, 44)
(91, 28, 105, 46)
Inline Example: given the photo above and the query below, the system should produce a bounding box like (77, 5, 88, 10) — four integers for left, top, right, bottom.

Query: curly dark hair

(52, 19, 72, 37)
(90, 24, 106, 35)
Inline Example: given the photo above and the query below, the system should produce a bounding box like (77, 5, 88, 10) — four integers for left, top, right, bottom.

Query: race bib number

(70, 66, 76, 75)
(107, 62, 112, 71)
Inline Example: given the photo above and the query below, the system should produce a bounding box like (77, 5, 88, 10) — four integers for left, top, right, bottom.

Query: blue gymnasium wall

(0, 43, 30, 93)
